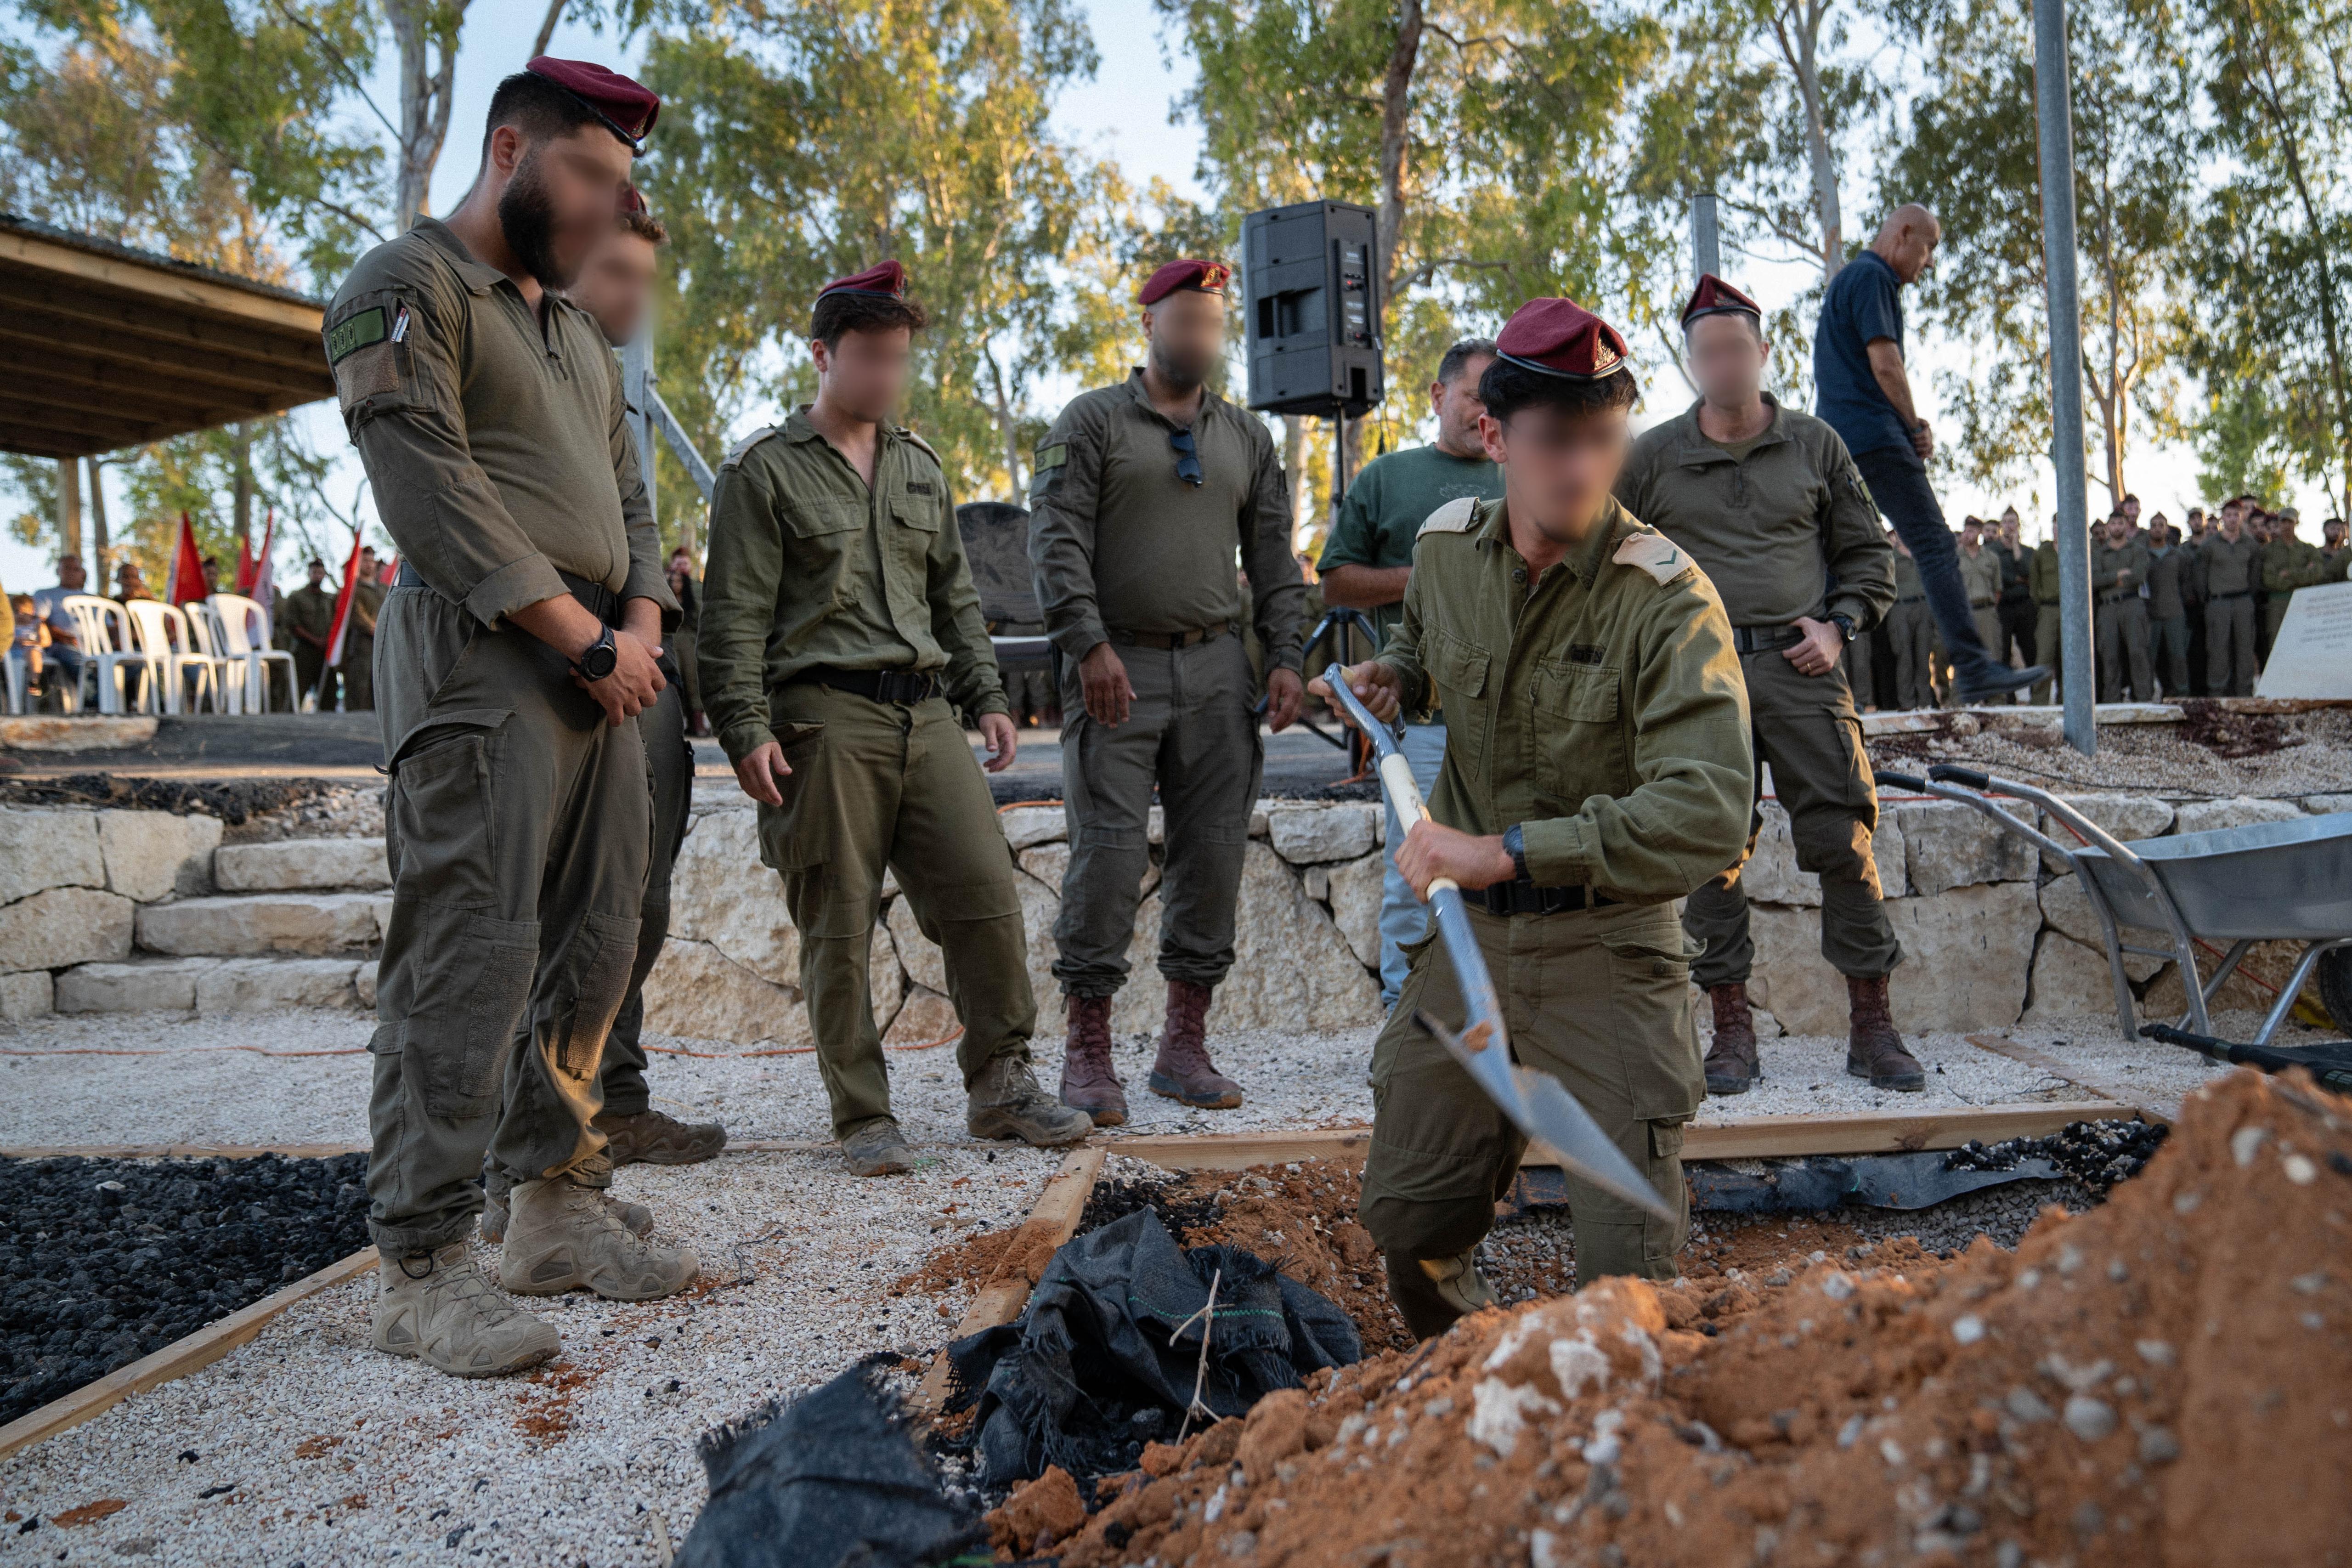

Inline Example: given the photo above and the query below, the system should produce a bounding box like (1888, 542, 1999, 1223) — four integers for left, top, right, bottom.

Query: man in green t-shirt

(1315, 338, 1504, 1004)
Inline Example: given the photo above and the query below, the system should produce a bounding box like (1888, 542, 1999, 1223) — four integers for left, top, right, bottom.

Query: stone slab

(639, 937, 810, 1047)
(1749, 879, 2037, 1036)
(1264, 804, 1378, 865)
(999, 805, 1066, 850)
(134, 892, 381, 957)
(2036, 792, 2175, 874)
(98, 810, 222, 903)
(2252, 578, 2352, 698)
(2169, 796, 2307, 838)
(0, 970, 52, 1020)
(214, 837, 390, 892)
(2022, 931, 2136, 1025)
(666, 809, 798, 985)
(1896, 801, 2038, 895)
(1325, 851, 1386, 974)
(196, 957, 363, 1013)
(0, 715, 156, 752)
(54, 958, 221, 1013)
(0, 807, 105, 906)
(0, 887, 135, 973)
(2035, 876, 2166, 980)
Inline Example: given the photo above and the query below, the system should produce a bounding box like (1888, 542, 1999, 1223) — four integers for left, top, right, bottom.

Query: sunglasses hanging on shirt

(1169, 427, 1204, 488)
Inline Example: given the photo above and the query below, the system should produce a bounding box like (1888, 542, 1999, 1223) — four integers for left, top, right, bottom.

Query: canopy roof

(0, 213, 334, 459)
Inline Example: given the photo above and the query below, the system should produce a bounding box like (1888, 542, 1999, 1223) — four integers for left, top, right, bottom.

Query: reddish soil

(1028, 1070, 2352, 1568)
(1159, 1160, 1413, 1354)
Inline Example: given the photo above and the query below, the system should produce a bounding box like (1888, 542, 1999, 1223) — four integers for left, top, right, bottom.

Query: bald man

(1815, 206, 2044, 706)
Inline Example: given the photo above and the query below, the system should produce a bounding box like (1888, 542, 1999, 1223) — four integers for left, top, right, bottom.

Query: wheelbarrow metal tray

(2078, 811, 2352, 941)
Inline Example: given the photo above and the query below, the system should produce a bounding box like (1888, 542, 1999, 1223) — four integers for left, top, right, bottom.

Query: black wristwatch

(1502, 824, 1530, 883)
(573, 625, 618, 682)
(1827, 612, 1857, 644)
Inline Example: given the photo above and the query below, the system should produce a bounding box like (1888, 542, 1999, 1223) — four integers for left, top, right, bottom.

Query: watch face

(580, 634, 617, 680)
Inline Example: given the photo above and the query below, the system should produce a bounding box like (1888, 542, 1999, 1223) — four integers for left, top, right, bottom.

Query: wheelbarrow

(1876, 766, 2352, 1064)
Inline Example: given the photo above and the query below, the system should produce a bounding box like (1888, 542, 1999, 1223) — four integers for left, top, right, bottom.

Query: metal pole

(2032, 0, 2095, 754)
(1690, 192, 1721, 280)
(622, 330, 662, 554)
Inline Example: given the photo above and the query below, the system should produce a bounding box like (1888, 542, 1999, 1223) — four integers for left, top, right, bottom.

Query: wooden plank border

(0, 1247, 377, 1462)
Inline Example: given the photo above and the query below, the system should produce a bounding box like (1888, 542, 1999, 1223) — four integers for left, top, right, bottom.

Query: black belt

(1731, 624, 1804, 655)
(1478, 880, 1615, 917)
(396, 563, 619, 623)
(1895, 594, 1926, 605)
(1108, 623, 1231, 650)
(2208, 589, 2251, 601)
(788, 665, 941, 703)
(2097, 591, 2137, 605)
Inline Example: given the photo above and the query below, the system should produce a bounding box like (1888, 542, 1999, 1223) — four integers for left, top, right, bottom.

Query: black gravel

(0, 1154, 371, 1426)
(1944, 1116, 2169, 1194)
(1075, 1172, 1226, 1239)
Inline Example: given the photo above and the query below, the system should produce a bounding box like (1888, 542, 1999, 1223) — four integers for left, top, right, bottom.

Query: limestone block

(884, 985, 960, 1046)
(999, 805, 1067, 849)
(1108, 894, 1168, 1036)
(1748, 880, 2036, 1036)
(1741, 801, 1908, 907)
(0, 969, 53, 1020)
(369, 896, 395, 941)
(2035, 876, 2165, 979)
(639, 938, 811, 1047)
(98, 809, 222, 902)
(215, 836, 390, 892)
(2300, 794, 2352, 816)
(1149, 806, 1165, 846)
(55, 957, 220, 1013)
(1265, 804, 1378, 865)
(135, 893, 380, 957)
(1896, 802, 2037, 895)
(356, 960, 380, 1009)
(1326, 852, 1386, 973)
(1018, 843, 1157, 900)
(2022, 932, 2138, 1025)
(2142, 940, 2327, 1018)
(0, 887, 135, 972)
(667, 808, 799, 985)
(1302, 866, 1329, 900)
(0, 807, 104, 906)
(1250, 801, 1274, 838)
(870, 924, 905, 1030)
(197, 957, 363, 1013)
(2169, 797, 2307, 838)
(1197, 843, 1385, 1031)
(2037, 792, 2177, 874)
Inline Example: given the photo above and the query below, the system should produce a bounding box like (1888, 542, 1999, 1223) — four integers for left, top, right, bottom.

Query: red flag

(164, 512, 209, 606)
(378, 554, 399, 586)
(323, 531, 364, 668)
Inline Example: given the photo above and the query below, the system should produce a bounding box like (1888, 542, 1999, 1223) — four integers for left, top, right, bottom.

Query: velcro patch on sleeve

(1416, 496, 1480, 536)
(1613, 530, 1693, 586)
(324, 306, 387, 364)
(331, 341, 399, 413)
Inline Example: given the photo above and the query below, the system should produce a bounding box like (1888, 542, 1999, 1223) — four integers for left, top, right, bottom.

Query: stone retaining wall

(2, 792, 2343, 1039)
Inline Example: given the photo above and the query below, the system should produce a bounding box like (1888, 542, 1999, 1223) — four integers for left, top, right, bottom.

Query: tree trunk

(1376, 0, 1425, 311)
(232, 425, 254, 553)
(55, 457, 81, 561)
(390, 0, 469, 231)
(530, 0, 568, 60)
(1282, 414, 1310, 546)
(85, 457, 109, 578)
(986, 351, 1023, 502)
(1777, 0, 1844, 280)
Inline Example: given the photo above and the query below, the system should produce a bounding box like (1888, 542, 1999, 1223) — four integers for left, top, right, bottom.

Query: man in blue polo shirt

(1816, 204, 2044, 705)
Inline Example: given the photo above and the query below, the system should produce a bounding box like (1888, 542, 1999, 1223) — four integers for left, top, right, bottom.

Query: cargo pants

(758, 682, 1035, 1138)
(2205, 594, 2257, 696)
(1685, 651, 1900, 988)
(1052, 632, 1265, 998)
(599, 664, 693, 1117)
(2148, 613, 2191, 698)
(1888, 599, 1935, 710)
(2097, 595, 2154, 701)
(1360, 898, 1701, 1338)
(366, 588, 650, 1254)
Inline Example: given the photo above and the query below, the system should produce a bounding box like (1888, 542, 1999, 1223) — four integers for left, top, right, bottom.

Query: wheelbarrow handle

(1877, 770, 1928, 792)
(1927, 763, 1992, 791)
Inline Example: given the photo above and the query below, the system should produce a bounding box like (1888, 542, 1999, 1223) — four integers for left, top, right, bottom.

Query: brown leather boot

(1846, 974, 1925, 1091)
(1703, 981, 1761, 1096)
(1148, 979, 1242, 1109)
(1057, 995, 1127, 1126)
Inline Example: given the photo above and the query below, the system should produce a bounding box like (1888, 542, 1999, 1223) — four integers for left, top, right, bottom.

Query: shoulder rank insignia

(1417, 496, 1481, 537)
(1613, 530, 1692, 587)
(720, 425, 780, 470)
(895, 427, 943, 468)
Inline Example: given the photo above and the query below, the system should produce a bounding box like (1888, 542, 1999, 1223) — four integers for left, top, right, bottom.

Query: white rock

(2141, 939, 2326, 1017)
(54, 957, 221, 1013)
(639, 937, 810, 1046)
(1302, 866, 1329, 900)
(0, 969, 53, 1020)
(0, 806, 104, 905)
(2171, 796, 2307, 837)
(1741, 800, 1908, 906)
(1019, 843, 1070, 889)
(667, 808, 800, 985)
(98, 809, 222, 902)
(1265, 804, 1378, 865)
(884, 985, 959, 1047)
(214, 836, 390, 891)
(2300, 794, 2352, 816)
(135, 892, 381, 957)
(1196, 843, 1385, 1030)
(1748, 880, 2037, 1035)
(1897, 802, 2038, 894)
(999, 804, 1067, 849)
(886, 895, 949, 996)
(355, 960, 380, 1009)
(1325, 852, 1387, 973)
(0, 887, 136, 972)
(2035, 878, 2165, 981)
(2037, 792, 2175, 874)
(2061, 1394, 2116, 1443)
(2022, 932, 2139, 1025)
(196, 957, 363, 1013)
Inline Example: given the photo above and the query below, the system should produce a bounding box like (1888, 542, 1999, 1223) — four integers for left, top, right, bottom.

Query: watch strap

(1502, 824, 1529, 882)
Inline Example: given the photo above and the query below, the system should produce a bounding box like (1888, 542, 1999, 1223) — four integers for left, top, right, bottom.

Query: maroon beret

(1494, 297, 1632, 381)
(817, 259, 910, 304)
(525, 57, 660, 151)
(1679, 272, 1762, 328)
(1139, 258, 1232, 306)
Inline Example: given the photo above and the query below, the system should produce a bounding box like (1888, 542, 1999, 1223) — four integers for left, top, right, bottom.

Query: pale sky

(0, 0, 2303, 594)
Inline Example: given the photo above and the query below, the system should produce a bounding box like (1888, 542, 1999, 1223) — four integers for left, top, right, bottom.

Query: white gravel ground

(0, 1146, 1051, 1566)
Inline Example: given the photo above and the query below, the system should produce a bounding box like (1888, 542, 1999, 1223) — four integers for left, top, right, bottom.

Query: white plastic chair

(123, 600, 220, 715)
(62, 594, 134, 714)
(207, 593, 297, 713)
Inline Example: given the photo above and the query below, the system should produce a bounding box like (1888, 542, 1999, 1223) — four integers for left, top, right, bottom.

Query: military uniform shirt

(283, 583, 336, 644)
(2092, 539, 2151, 600)
(2030, 540, 2061, 603)
(321, 217, 675, 631)
(2199, 533, 2262, 597)
(1318, 442, 1504, 649)
(2263, 538, 2323, 593)
(1960, 546, 2004, 608)
(699, 408, 1008, 764)
(1375, 496, 1752, 901)
(1614, 396, 1893, 631)
(2145, 546, 2190, 620)
(1028, 371, 1305, 667)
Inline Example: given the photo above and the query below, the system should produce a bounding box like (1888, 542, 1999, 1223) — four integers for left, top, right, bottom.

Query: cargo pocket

(400, 909, 537, 1121)
(1599, 919, 1706, 1124)
(551, 908, 640, 1079)
(389, 728, 496, 909)
(1532, 657, 1625, 802)
(1428, 631, 1490, 774)
(755, 719, 830, 871)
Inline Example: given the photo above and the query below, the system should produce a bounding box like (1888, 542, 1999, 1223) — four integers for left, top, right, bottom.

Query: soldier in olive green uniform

(326, 59, 697, 1379)
(1888, 536, 1935, 709)
(1616, 273, 1916, 1100)
(1029, 259, 1307, 1123)
(2144, 520, 2193, 696)
(345, 547, 384, 710)
(2262, 510, 2324, 647)
(1959, 522, 2005, 668)
(2200, 505, 2262, 695)
(2029, 530, 2063, 704)
(1318, 297, 1752, 1337)
(284, 558, 339, 711)
(699, 260, 1091, 1177)
(2092, 512, 2154, 701)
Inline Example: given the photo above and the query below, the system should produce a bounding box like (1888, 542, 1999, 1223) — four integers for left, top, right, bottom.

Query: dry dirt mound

(1035, 1070, 2352, 1567)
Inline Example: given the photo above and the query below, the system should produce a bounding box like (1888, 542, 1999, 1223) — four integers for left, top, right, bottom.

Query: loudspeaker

(1241, 200, 1385, 418)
